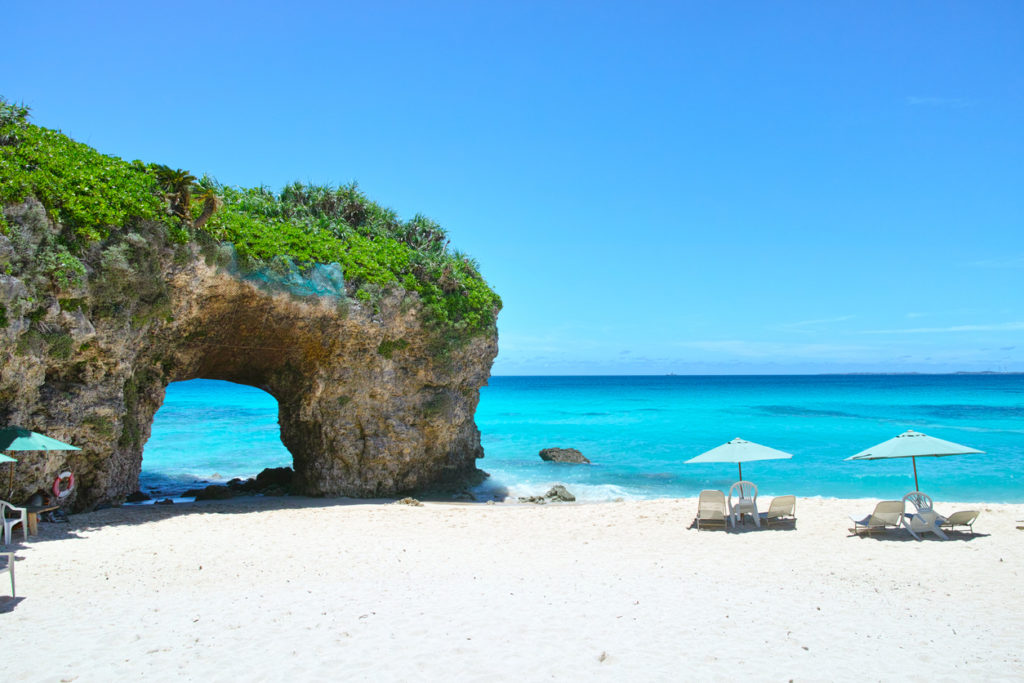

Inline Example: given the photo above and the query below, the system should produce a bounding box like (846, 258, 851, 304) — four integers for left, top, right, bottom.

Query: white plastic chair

(1, 500, 27, 545)
(902, 491, 948, 541)
(1, 552, 13, 597)
(696, 490, 728, 530)
(728, 481, 759, 528)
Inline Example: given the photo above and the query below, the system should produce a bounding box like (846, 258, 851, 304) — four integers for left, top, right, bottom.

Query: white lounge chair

(728, 481, 759, 527)
(940, 510, 980, 536)
(696, 490, 728, 530)
(902, 491, 948, 541)
(1, 552, 13, 597)
(1, 500, 27, 545)
(850, 500, 903, 536)
(760, 495, 796, 527)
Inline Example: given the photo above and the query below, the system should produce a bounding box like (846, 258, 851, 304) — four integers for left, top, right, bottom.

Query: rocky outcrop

(0, 199, 498, 510)
(539, 447, 591, 464)
(518, 485, 576, 504)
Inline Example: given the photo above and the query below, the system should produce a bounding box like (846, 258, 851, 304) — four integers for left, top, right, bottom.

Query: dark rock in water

(518, 485, 576, 504)
(193, 485, 234, 501)
(228, 477, 259, 493)
(261, 484, 287, 497)
(452, 491, 476, 501)
(156, 498, 174, 505)
(126, 490, 151, 502)
(545, 485, 576, 502)
(181, 487, 204, 498)
(539, 448, 591, 464)
(256, 467, 293, 491)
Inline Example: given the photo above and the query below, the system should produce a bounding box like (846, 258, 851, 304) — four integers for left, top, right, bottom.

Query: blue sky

(4, 1, 1022, 374)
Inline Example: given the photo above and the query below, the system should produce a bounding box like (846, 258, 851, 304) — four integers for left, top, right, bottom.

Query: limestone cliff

(0, 198, 498, 510)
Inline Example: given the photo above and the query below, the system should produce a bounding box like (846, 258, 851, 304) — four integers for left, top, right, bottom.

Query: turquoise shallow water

(142, 375, 1024, 502)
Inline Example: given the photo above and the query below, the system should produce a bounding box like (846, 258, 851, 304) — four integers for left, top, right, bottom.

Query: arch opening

(139, 379, 293, 500)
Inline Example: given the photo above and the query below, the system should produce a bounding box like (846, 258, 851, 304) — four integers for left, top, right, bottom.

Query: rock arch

(0, 205, 496, 510)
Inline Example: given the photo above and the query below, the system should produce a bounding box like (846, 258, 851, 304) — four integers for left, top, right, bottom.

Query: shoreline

(5, 495, 1023, 679)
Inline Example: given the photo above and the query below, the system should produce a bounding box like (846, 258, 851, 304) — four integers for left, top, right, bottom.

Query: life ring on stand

(53, 471, 75, 499)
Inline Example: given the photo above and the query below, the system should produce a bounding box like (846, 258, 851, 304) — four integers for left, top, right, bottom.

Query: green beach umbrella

(0, 427, 81, 452)
(0, 426, 81, 498)
(685, 437, 794, 481)
(845, 429, 983, 491)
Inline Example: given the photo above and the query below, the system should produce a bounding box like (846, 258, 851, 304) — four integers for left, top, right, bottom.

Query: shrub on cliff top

(199, 181, 501, 336)
(0, 100, 163, 241)
(0, 98, 501, 338)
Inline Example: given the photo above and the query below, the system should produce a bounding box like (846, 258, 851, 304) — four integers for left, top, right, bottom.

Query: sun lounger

(939, 510, 980, 536)
(696, 490, 729, 530)
(902, 491, 948, 541)
(849, 500, 903, 535)
(759, 495, 796, 527)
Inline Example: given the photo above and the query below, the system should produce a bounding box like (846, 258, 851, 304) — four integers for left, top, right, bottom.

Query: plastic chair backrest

(903, 491, 933, 512)
(728, 481, 757, 505)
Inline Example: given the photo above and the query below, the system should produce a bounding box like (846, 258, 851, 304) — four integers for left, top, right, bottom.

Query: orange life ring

(53, 471, 75, 499)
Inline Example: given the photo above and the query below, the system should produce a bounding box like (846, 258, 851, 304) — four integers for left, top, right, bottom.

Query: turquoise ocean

(141, 375, 1024, 503)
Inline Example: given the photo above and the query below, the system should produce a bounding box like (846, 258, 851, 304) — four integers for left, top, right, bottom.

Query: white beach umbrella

(845, 429, 983, 491)
(685, 438, 794, 481)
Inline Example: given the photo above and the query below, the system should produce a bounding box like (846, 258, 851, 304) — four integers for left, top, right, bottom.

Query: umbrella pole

(912, 456, 919, 491)
(738, 462, 743, 481)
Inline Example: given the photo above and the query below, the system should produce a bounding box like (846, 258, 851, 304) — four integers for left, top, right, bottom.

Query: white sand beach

(3, 496, 1023, 681)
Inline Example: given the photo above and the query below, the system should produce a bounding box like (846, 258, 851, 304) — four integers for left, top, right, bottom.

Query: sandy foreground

(2, 496, 1023, 682)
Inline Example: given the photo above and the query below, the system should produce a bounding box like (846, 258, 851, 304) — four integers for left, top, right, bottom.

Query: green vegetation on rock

(0, 98, 500, 340)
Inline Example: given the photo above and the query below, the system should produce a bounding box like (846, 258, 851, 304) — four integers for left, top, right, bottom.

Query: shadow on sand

(1, 494, 429, 550)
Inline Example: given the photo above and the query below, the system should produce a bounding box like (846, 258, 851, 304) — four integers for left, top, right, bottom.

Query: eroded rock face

(0, 200, 498, 510)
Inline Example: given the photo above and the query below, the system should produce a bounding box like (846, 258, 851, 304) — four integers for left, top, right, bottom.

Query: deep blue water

(141, 375, 1024, 502)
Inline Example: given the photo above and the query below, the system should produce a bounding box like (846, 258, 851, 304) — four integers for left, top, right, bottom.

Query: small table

(24, 505, 59, 535)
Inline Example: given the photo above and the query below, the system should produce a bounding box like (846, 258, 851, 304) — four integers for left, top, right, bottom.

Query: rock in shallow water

(539, 448, 591, 464)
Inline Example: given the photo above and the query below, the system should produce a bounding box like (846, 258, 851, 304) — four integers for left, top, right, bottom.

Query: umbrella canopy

(1, 426, 80, 499)
(0, 427, 81, 452)
(685, 437, 794, 481)
(845, 429, 983, 491)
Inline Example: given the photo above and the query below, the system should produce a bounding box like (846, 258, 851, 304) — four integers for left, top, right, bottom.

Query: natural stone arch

(0, 205, 496, 510)
(113, 262, 495, 509)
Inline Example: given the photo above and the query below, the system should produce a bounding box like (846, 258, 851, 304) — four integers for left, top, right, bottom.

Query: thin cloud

(774, 315, 854, 331)
(906, 96, 974, 108)
(860, 322, 1024, 335)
